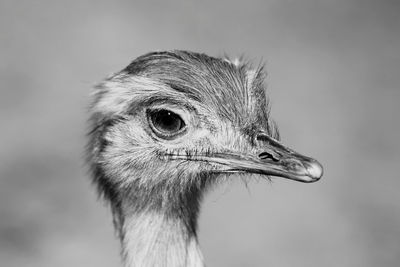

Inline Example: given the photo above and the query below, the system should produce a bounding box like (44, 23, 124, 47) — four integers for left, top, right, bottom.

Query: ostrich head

(87, 51, 323, 267)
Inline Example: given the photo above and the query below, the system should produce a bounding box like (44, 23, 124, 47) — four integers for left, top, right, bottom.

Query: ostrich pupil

(151, 110, 184, 133)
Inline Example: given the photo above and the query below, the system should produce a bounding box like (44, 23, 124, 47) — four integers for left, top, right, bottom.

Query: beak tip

(305, 160, 324, 182)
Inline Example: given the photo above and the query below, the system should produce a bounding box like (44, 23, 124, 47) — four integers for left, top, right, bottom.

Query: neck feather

(111, 181, 207, 267)
(118, 210, 204, 267)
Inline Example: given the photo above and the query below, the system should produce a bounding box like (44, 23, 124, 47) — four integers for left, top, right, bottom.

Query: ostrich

(87, 50, 323, 267)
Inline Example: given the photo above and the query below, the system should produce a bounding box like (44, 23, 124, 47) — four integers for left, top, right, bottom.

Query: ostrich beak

(243, 133, 323, 183)
(168, 134, 323, 183)
(207, 133, 323, 183)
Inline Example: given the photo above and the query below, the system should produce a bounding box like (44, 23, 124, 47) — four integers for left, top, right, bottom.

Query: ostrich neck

(114, 187, 205, 267)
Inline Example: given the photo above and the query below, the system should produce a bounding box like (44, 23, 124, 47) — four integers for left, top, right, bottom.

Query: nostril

(256, 134, 268, 142)
(258, 152, 278, 161)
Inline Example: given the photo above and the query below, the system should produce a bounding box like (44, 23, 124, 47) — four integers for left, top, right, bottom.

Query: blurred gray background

(1, 0, 399, 266)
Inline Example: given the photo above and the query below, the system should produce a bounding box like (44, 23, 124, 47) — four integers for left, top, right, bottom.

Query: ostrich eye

(148, 109, 186, 139)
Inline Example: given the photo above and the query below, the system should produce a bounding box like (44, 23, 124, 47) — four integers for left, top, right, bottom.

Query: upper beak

(240, 133, 323, 183)
(200, 133, 323, 183)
